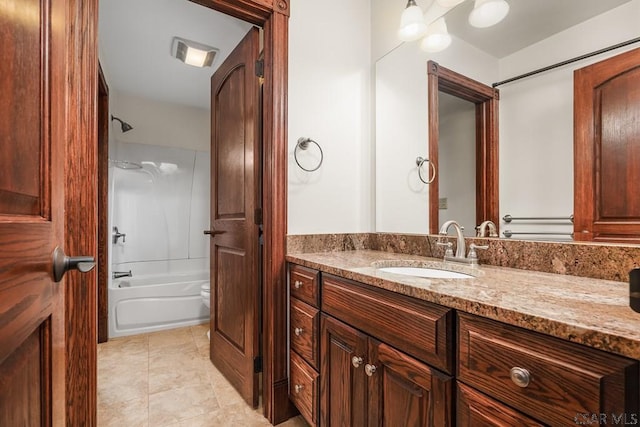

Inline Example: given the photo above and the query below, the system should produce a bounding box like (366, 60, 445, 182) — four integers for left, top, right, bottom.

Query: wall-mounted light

(420, 18, 452, 53)
(171, 37, 218, 68)
(398, 0, 428, 42)
(468, 0, 510, 28)
(398, 0, 510, 51)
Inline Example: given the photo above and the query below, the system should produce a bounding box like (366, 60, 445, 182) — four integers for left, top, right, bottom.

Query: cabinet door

(320, 315, 368, 427)
(367, 340, 452, 427)
(457, 383, 544, 427)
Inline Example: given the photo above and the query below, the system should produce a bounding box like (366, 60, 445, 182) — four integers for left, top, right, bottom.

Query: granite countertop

(286, 249, 640, 360)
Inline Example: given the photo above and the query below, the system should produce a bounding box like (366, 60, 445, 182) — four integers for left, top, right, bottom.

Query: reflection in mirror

(374, 0, 640, 242)
(438, 93, 475, 237)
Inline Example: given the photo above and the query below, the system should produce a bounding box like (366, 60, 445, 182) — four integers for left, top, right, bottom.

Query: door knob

(52, 246, 96, 283)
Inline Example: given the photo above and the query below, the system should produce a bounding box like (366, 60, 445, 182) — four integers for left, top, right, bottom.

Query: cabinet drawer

(322, 274, 453, 373)
(289, 264, 319, 307)
(458, 313, 639, 426)
(290, 298, 319, 369)
(290, 350, 319, 427)
(457, 382, 543, 427)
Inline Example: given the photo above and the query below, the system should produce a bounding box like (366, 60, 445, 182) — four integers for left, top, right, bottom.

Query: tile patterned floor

(98, 324, 309, 427)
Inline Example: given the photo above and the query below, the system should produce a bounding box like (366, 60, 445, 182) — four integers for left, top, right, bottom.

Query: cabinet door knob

(294, 280, 303, 289)
(352, 356, 363, 368)
(365, 364, 377, 377)
(294, 327, 304, 336)
(510, 367, 531, 388)
(294, 384, 304, 394)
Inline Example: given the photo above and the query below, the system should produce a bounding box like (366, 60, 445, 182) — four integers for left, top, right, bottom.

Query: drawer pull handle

(294, 384, 304, 394)
(510, 367, 531, 388)
(294, 280, 303, 289)
(365, 364, 377, 377)
(352, 356, 363, 368)
(294, 327, 304, 336)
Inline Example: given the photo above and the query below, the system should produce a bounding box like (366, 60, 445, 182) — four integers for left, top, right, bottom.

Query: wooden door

(574, 47, 640, 242)
(320, 315, 368, 427)
(208, 27, 262, 408)
(0, 0, 67, 424)
(367, 341, 452, 427)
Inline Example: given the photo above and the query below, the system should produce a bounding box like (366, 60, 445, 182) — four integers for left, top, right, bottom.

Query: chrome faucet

(438, 220, 488, 266)
(112, 270, 132, 279)
(476, 220, 498, 237)
(438, 220, 467, 259)
(112, 226, 126, 244)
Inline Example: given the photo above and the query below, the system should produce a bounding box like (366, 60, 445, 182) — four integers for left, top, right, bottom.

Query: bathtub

(109, 270, 209, 338)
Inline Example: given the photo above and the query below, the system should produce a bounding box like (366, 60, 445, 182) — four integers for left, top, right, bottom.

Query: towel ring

(295, 137, 323, 172)
(416, 156, 436, 184)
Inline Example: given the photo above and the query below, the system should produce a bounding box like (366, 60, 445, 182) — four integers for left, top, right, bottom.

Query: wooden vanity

(286, 252, 640, 426)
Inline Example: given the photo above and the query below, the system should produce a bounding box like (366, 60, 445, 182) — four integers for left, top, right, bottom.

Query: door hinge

(255, 59, 264, 78)
(254, 208, 263, 225)
(254, 356, 263, 373)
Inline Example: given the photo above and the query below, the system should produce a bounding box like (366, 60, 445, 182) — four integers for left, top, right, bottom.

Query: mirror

(374, 0, 638, 240)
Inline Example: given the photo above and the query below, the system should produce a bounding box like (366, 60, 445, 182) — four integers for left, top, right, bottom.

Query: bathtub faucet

(112, 270, 132, 279)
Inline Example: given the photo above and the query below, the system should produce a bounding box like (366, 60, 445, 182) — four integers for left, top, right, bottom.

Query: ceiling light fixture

(398, 0, 428, 42)
(398, 0, 510, 51)
(171, 37, 218, 68)
(420, 17, 452, 52)
(468, 0, 510, 28)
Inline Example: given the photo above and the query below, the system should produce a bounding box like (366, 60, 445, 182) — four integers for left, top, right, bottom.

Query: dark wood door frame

(190, 1, 291, 423)
(427, 61, 499, 235)
(97, 63, 109, 344)
(93, 0, 291, 424)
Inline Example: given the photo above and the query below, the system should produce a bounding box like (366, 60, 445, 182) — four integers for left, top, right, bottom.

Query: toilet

(201, 283, 211, 340)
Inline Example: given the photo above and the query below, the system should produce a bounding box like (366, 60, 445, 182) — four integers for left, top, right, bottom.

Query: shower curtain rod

(492, 36, 640, 88)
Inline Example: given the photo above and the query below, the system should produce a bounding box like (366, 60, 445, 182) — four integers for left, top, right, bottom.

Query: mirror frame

(427, 61, 500, 234)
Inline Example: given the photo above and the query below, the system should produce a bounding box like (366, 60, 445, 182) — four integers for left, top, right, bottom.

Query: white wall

(111, 91, 210, 151)
(287, 0, 373, 234)
(498, 0, 640, 236)
(374, 37, 498, 233)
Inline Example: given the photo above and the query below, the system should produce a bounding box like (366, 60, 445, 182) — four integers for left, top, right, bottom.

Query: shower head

(111, 115, 134, 133)
(110, 159, 143, 170)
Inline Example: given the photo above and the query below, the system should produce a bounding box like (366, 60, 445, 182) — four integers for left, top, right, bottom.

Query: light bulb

(420, 17, 452, 53)
(398, 0, 428, 42)
(468, 0, 509, 28)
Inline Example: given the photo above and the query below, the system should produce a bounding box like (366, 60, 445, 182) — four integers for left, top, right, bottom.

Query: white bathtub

(109, 270, 209, 338)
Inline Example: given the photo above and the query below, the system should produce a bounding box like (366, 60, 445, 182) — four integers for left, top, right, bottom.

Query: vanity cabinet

(287, 262, 640, 427)
(289, 264, 321, 426)
(321, 314, 453, 427)
(457, 313, 639, 426)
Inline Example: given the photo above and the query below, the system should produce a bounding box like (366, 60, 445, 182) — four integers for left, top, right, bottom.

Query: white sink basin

(378, 266, 474, 279)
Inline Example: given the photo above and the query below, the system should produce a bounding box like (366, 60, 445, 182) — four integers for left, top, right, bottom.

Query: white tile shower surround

(98, 324, 308, 427)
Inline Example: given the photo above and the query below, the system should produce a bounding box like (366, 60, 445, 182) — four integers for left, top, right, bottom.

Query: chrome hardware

(467, 243, 489, 263)
(436, 241, 454, 258)
(112, 226, 126, 244)
(204, 229, 226, 236)
(503, 214, 574, 223)
(439, 220, 467, 261)
(294, 384, 304, 394)
(476, 220, 498, 237)
(113, 270, 132, 279)
(509, 367, 531, 388)
(364, 364, 377, 377)
(52, 246, 96, 283)
(294, 327, 304, 336)
(416, 156, 436, 184)
(352, 356, 363, 368)
(294, 280, 303, 289)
